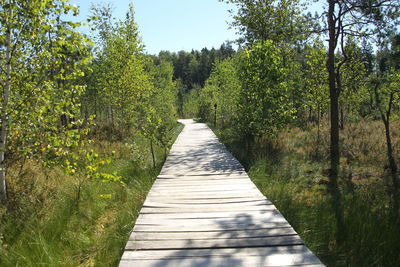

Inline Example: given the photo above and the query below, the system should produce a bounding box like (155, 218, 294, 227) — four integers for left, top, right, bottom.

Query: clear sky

(70, 0, 238, 55)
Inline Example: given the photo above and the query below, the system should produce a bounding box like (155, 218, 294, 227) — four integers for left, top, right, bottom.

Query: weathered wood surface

(120, 119, 324, 267)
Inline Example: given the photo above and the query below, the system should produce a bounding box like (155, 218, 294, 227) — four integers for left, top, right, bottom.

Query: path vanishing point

(119, 119, 324, 267)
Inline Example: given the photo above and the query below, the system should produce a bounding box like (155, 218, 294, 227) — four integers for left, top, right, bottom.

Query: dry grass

(279, 119, 400, 184)
(217, 118, 400, 266)
(0, 121, 184, 266)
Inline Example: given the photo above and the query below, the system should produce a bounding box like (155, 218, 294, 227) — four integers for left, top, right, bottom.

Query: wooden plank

(158, 173, 248, 178)
(120, 245, 321, 262)
(159, 172, 246, 177)
(148, 187, 259, 193)
(150, 184, 255, 190)
(153, 181, 252, 187)
(132, 222, 292, 232)
(161, 172, 244, 176)
(149, 185, 258, 190)
(153, 178, 252, 184)
(125, 235, 304, 250)
(135, 219, 288, 229)
(120, 258, 324, 267)
(157, 174, 248, 179)
(152, 183, 256, 188)
(152, 180, 253, 187)
(137, 210, 283, 220)
(140, 205, 276, 213)
(149, 186, 256, 191)
(155, 178, 251, 184)
(153, 181, 252, 185)
(135, 214, 288, 228)
(152, 180, 254, 185)
(147, 191, 264, 199)
(142, 197, 266, 204)
(142, 199, 273, 208)
(130, 227, 297, 240)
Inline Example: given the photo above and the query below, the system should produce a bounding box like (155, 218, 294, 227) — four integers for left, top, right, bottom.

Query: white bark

(0, 2, 12, 203)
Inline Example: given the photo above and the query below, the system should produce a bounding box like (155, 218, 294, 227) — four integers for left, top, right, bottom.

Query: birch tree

(0, 0, 90, 203)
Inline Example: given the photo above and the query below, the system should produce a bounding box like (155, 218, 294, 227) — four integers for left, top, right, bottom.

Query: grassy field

(214, 119, 400, 266)
(0, 121, 184, 266)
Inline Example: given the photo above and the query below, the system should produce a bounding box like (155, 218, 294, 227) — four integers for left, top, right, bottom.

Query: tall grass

(0, 121, 184, 266)
(215, 119, 400, 266)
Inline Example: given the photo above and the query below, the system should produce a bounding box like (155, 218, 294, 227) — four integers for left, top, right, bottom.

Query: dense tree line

(150, 43, 236, 116)
(155, 42, 236, 90)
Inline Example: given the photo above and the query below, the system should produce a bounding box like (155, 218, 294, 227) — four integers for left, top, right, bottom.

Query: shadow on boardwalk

(119, 119, 324, 267)
(162, 137, 244, 175)
(150, 213, 317, 267)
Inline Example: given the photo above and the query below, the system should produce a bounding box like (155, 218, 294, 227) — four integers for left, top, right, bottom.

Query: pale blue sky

(70, 0, 238, 55)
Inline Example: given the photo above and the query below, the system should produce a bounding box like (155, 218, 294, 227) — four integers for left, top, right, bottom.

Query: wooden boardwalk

(119, 119, 324, 267)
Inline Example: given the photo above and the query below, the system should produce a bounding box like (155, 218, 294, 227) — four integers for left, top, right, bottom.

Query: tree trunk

(0, 143, 6, 204)
(150, 139, 156, 169)
(82, 107, 89, 128)
(60, 114, 68, 127)
(107, 106, 112, 124)
(0, 4, 12, 203)
(327, 0, 344, 243)
(383, 119, 399, 214)
(340, 106, 344, 130)
(245, 133, 253, 156)
(327, 0, 340, 192)
(316, 104, 321, 157)
(378, 91, 399, 217)
(374, 84, 399, 217)
(214, 104, 217, 128)
(111, 107, 114, 126)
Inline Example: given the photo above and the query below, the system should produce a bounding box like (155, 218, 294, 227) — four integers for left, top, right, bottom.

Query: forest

(1, 0, 400, 266)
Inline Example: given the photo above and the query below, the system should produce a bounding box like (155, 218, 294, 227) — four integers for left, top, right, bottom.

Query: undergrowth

(215, 119, 400, 266)
(0, 121, 184, 266)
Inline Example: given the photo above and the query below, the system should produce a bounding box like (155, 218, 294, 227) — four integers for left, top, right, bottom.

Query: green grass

(0, 121, 184, 266)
